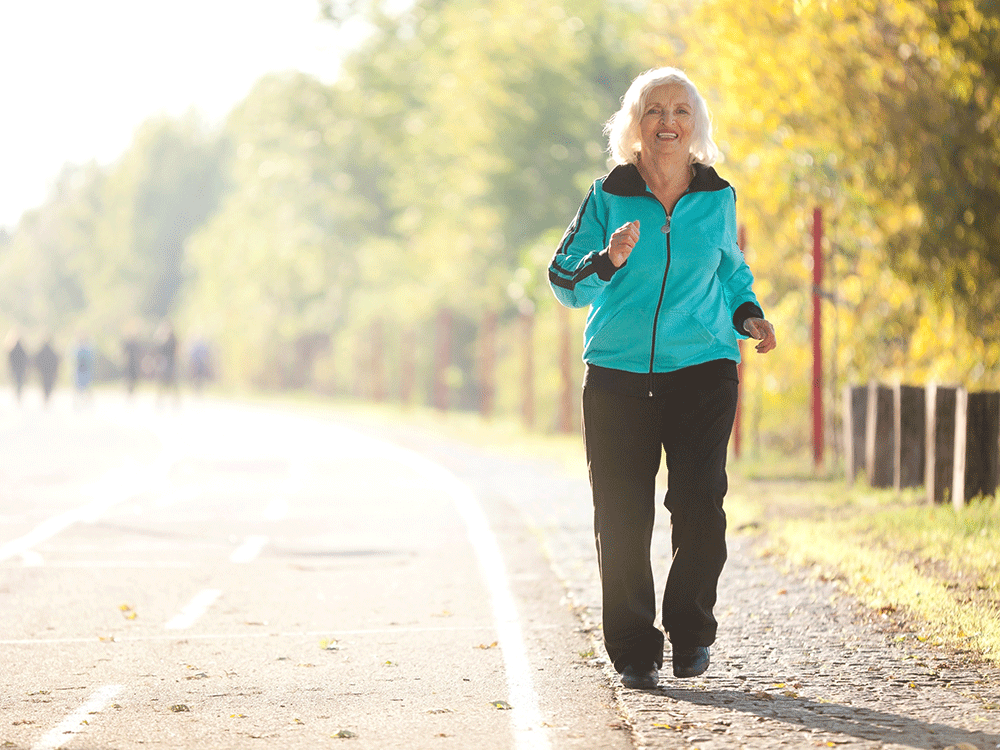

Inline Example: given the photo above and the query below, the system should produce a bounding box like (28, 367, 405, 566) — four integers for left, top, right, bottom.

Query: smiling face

(638, 82, 695, 161)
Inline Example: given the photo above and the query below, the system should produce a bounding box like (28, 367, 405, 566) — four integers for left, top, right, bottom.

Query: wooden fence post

(893, 382, 902, 492)
(925, 382, 937, 505)
(963, 390, 1000, 502)
(896, 384, 925, 490)
(865, 381, 895, 488)
(844, 384, 867, 484)
(953, 387, 968, 510)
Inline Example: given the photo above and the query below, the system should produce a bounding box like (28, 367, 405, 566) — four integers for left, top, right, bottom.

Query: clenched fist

(609, 220, 640, 268)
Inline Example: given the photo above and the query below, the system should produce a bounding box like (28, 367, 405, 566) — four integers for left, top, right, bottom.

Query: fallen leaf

(427, 709, 453, 715)
(491, 700, 513, 710)
(184, 673, 210, 680)
(169, 704, 190, 713)
(333, 729, 357, 739)
(477, 642, 498, 650)
(230, 714, 247, 719)
(321, 639, 340, 651)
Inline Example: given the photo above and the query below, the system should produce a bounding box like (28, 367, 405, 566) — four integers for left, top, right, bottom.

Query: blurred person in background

(122, 322, 143, 397)
(73, 334, 95, 406)
(35, 338, 60, 404)
(188, 335, 213, 394)
(154, 320, 179, 406)
(6, 329, 29, 402)
(548, 67, 776, 689)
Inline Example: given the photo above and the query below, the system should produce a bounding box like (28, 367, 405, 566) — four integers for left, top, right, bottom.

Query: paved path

(371, 416, 1000, 750)
(4, 394, 999, 749)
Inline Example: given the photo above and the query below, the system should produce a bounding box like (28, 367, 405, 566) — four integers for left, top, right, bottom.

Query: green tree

(99, 115, 229, 323)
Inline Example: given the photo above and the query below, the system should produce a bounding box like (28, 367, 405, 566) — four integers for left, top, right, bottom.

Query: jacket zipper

(648, 211, 671, 397)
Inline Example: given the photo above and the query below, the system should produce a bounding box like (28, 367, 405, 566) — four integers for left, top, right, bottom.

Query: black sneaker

(672, 645, 710, 678)
(620, 663, 659, 690)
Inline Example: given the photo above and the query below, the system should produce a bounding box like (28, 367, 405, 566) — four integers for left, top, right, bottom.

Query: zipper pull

(662, 215, 671, 234)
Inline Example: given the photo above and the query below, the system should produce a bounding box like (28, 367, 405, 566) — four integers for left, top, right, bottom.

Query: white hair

(604, 67, 720, 167)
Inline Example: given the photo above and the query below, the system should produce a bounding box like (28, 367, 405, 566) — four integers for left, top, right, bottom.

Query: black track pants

(582, 370, 737, 672)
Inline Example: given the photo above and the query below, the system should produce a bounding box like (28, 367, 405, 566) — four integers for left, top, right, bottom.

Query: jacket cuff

(733, 301, 764, 335)
(595, 249, 623, 281)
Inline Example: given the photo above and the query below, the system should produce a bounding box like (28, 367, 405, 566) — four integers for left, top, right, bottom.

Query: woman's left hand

(744, 318, 777, 353)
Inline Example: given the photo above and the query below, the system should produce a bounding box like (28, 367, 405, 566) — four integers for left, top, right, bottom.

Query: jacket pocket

(659, 310, 716, 347)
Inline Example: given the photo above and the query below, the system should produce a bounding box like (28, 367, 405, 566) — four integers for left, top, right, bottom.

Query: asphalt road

(0, 388, 630, 750)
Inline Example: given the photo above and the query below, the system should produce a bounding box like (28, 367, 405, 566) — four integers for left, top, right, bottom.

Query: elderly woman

(549, 67, 776, 689)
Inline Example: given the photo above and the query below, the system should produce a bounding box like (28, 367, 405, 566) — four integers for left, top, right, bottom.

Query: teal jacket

(549, 163, 763, 378)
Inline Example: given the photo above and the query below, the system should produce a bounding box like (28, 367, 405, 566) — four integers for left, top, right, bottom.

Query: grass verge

(726, 467, 1000, 664)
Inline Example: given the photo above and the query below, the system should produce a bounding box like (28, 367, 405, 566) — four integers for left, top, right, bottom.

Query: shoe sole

(621, 676, 659, 689)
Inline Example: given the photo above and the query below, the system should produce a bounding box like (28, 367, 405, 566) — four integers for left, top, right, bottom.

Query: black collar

(601, 162, 731, 197)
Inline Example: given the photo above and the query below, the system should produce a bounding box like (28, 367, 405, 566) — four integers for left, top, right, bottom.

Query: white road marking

(153, 486, 202, 509)
(230, 535, 268, 563)
(263, 497, 288, 521)
(381, 442, 552, 750)
(31, 683, 122, 750)
(0, 460, 170, 564)
(164, 589, 222, 630)
(20, 550, 44, 566)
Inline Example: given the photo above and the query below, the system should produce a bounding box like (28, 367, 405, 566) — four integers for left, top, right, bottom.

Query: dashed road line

(230, 535, 268, 563)
(31, 683, 122, 750)
(0, 459, 170, 565)
(164, 588, 222, 630)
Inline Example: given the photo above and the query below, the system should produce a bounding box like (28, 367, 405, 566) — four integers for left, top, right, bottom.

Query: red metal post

(813, 207, 824, 469)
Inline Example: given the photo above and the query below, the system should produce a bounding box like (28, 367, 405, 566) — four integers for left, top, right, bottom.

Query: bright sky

(0, 1, 360, 230)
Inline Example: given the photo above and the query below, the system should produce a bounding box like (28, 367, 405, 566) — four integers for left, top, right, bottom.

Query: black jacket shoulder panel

(601, 164, 646, 197)
(601, 162, 732, 197)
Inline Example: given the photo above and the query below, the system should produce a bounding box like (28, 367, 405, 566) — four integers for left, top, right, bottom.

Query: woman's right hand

(608, 220, 640, 267)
